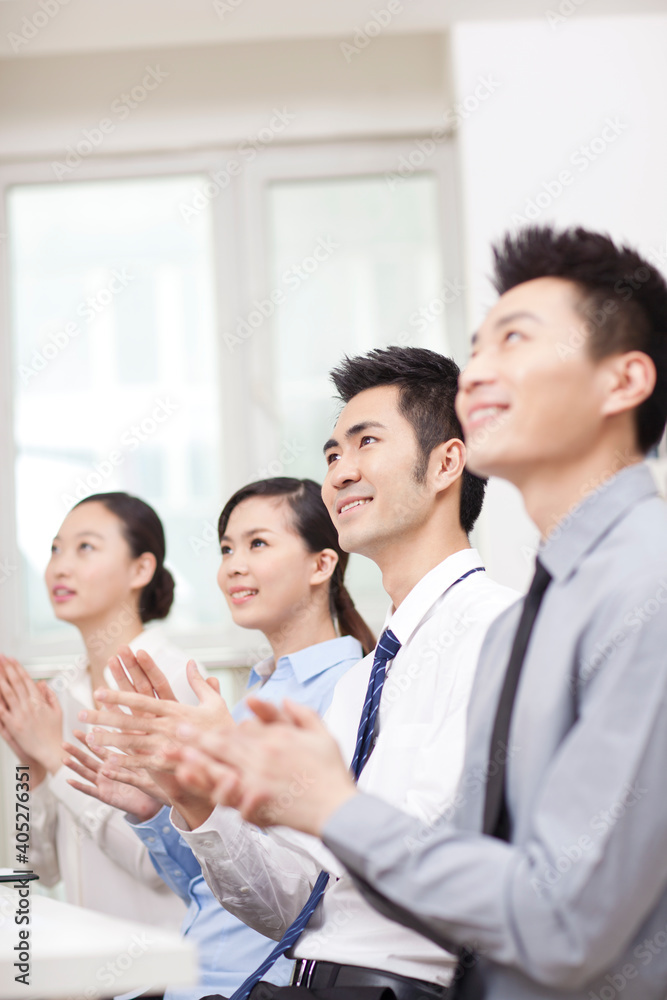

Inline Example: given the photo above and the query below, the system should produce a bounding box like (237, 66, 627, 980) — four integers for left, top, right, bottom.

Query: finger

(63, 754, 98, 784)
(245, 698, 289, 725)
(86, 728, 161, 755)
(135, 649, 177, 701)
(67, 778, 102, 802)
(0, 666, 19, 710)
(174, 758, 218, 797)
(211, 768, 243, 810)
(62, 741, 101, 773)
(79, 705, 161, 732)
(118, 646, 159, 700)
(281, 699, 324, 732)
(206, 676, 221, 695)
(40, 684, 61, 713)
(93, 688, 181, 719)
(186, 660, 216, 704)
(107, 655, 138, 696)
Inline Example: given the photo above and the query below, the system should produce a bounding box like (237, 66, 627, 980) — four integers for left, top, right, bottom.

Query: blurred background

(0, 0, 666, 710)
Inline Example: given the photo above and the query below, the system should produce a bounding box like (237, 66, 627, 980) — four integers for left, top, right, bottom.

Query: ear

(130, 552, 158, 591)
(599, 351, 656, 419)
(309, 548, 339, 587)
(429, 438, 467, 496)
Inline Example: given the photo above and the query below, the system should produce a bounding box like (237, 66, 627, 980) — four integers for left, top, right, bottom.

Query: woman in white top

(0, 492, 195, 928)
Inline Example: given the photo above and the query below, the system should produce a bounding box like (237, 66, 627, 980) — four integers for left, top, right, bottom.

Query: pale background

(0, 0, 666, 861)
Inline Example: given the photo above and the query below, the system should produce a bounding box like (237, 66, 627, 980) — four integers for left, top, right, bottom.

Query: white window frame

(0, 135, 463, 671)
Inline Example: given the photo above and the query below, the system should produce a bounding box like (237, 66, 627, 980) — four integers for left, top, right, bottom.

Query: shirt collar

(247, 634, 363, 687)
(383, 547, 485, 647)
(539, 462, 658, 583)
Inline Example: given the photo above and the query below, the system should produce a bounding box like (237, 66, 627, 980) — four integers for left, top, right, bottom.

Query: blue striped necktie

(229, 628, 402, 1000)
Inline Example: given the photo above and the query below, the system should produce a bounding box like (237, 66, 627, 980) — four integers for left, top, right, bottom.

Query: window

(0, 138, 461, 663)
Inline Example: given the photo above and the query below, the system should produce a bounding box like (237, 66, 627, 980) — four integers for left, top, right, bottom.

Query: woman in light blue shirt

(68, 477, 373, 1000)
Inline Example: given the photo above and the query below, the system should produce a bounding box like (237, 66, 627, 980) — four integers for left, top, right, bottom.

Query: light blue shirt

(130, 634, 363, 1000)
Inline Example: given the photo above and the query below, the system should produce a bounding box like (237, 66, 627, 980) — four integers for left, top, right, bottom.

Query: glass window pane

(8, 176, 223, 642)
(267, 173, 447, 619)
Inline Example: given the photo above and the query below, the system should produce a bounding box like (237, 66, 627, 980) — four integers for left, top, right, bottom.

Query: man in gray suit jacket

(177, 225, 667, 1000)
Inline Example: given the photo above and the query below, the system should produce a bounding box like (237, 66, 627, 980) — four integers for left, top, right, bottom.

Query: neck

(373, 522, 471, 608)
(77, 603, 145, 690)
(265, 588, 337, 663)
(514, 439, 644, 540)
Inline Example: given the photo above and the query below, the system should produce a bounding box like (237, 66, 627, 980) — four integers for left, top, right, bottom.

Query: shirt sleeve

(28, 779, 61, 887)
(322, 570, 667, 991)
(171, 804, 323, 940)
(127, 805, 203, 904)
(46, 768, 168, 891)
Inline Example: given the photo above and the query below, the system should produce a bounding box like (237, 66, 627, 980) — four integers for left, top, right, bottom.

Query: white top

(173, 549, 519, 985)
(30, 625, 198, 929)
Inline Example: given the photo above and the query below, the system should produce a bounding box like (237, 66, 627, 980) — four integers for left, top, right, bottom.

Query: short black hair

(329, 346, 486, 535)
(492, 225, 667, 453)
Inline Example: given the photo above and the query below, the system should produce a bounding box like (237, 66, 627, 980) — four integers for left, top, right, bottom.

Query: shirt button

(240, 887, 249, 894)
(146, 836, 155, 843)
(173, 870, 182, 877)
(162, 827, 171, 835)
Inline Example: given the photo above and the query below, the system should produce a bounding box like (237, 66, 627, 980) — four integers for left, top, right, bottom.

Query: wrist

(312, 784, 359, 839)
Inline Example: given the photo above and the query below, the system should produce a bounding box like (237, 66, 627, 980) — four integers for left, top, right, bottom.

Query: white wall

(453, 13, 667, 591)
(0, 34, 450, 160)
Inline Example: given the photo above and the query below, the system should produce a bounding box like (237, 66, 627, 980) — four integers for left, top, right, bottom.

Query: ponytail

(330, 569, 375, 657)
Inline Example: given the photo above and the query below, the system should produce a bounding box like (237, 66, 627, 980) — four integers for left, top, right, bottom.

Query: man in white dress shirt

(167, 347, 518, 1000)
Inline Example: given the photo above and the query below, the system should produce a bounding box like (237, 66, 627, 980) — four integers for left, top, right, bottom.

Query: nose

(458, 348, 497, 395)
(327, 452, 362, 492)
(224, 550, 248, 577)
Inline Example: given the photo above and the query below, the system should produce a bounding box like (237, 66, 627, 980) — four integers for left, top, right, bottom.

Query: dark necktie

(454, 559, 552, 999)
(229, 629, 402, 1000)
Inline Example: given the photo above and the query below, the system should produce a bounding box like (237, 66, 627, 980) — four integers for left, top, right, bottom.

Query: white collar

(382, 548, 485, 647)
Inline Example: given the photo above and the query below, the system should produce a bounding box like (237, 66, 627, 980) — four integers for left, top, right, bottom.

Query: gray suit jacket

(323, 463, 667, 999)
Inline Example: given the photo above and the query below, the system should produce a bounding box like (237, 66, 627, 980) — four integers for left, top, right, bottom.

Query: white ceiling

(0, 0, 665, 60)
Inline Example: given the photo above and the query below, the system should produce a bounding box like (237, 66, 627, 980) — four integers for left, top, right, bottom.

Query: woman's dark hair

(218, 478, 375, 656)
(74, 492, 174, 623)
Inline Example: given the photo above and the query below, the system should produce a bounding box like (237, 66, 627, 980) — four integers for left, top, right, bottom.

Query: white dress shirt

(30, 625, 198, 929)
(173, 549, 519, 985)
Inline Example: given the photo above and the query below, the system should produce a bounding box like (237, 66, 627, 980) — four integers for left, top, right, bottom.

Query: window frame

(0, 135, 463, 669)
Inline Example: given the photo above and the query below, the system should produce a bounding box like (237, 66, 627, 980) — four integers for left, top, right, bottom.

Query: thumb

(282, 699, 323, 732)
(38, 681, 59, 709)
(245, 697, 286, 724)
(186, 660, 216, 703)
(206, 676, 221, 695)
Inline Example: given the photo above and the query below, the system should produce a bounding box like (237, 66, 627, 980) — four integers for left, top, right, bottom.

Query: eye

(326, 451, 340, 465)
(360, 435, 377, 447)
(504, 330, 523, 344)
(250, 538, 267, 549)
(220, 544, 232, 556)
(50, 543, 59, 555)
(78, 541, 94, 552)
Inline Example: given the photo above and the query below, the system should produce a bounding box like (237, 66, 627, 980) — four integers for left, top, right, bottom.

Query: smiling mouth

(53, 587, 76, 601)
(467, 405, 509, 430)
(229, 589, 258, 604)
(339, 498, 373, 516)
